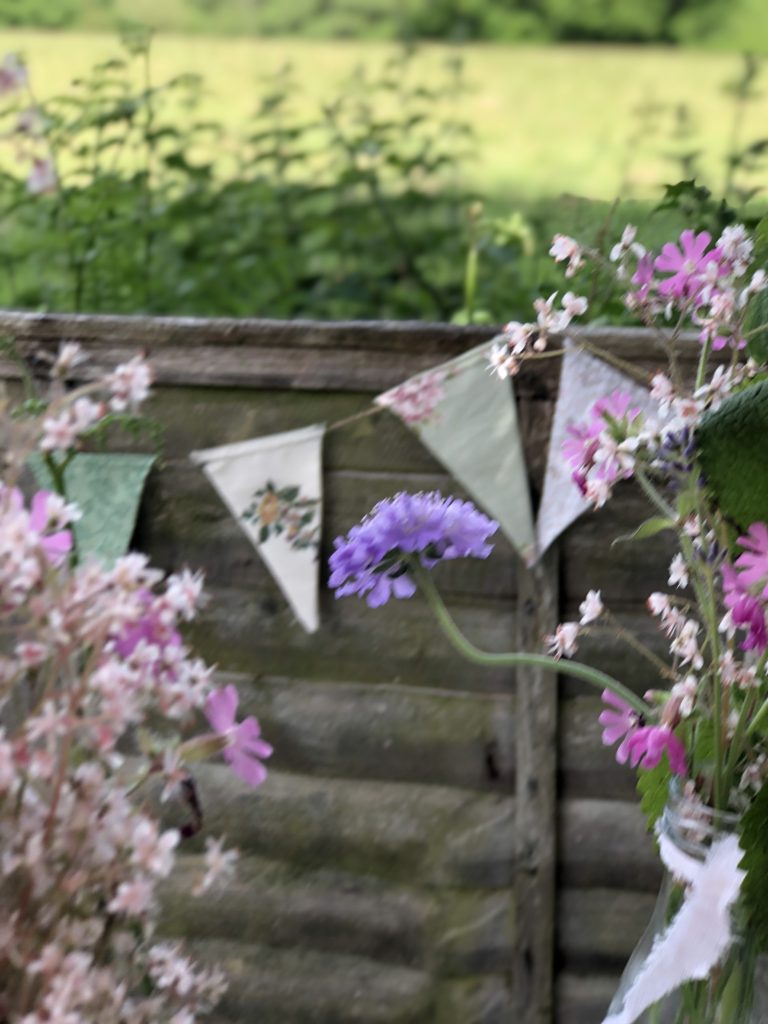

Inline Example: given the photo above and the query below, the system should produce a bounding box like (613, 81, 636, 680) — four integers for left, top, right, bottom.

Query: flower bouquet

(0, 346, 272, 1022)
(329, 221, 768, 1022)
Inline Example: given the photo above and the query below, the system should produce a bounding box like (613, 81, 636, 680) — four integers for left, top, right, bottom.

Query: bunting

(375, 342, 537, 565)
(30, 452, 156, 567)
(190, 425, 325, 633)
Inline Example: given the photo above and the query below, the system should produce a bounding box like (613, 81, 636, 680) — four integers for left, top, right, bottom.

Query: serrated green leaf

(612, 516, 676, 547)
(637, 758, 672, 834)
(739, 785, 768, 953)
(698, 378, 768, 530)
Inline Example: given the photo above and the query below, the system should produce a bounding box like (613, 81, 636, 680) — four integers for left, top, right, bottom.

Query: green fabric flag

(375, 343, 536, 565)
(29, 452, 156, 567)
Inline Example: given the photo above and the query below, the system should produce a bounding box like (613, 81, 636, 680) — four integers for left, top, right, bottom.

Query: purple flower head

(329, 492, 498, 608)
(626, 725, 687, 775)
(205, 684, 273, 787)
(655, 230, 722, 301)
(599, 688, 641, 764)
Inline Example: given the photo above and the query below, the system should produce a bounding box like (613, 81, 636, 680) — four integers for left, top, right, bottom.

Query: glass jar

(605, 782, 768, 1024)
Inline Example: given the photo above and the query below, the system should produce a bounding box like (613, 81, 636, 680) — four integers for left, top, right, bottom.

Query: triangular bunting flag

(30, 452, 156, 567)
(190, 425, 324, 633)
(536, 343, 657, 556)
(376, 343, 536, 565)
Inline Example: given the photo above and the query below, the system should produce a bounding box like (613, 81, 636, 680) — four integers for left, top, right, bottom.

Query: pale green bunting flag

(190, 425, 325, 633)
(30, 452, 156, 567)
(375, 343, 536, 565)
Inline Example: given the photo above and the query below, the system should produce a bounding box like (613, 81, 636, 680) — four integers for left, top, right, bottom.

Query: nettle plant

(330, 220, 768, 983)
(0, 345, 271, 1022)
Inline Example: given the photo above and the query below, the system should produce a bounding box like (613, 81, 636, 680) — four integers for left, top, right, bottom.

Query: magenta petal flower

(723, 563, 768, 653)
(205, 684, 272, 787)
(735, 522, 768, 594)
(654, 230, 720, 300)
(626, 726, 687, 776)
(598, 688, 640, 765)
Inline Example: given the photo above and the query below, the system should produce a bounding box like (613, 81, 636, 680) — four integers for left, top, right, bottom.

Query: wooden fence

(0, 312, 691, 1024)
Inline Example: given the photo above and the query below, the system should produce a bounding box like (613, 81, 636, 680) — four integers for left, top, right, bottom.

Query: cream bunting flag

(536, 343, 657, 556)
(190, 425, 325, 633)
(375, 343, 536, 565)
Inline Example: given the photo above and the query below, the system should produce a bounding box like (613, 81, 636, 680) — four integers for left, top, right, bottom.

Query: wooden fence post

(514, 547, 560, 1023)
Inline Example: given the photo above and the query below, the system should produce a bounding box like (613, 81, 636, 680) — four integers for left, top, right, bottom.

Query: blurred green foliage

(0, 0, 762, 48)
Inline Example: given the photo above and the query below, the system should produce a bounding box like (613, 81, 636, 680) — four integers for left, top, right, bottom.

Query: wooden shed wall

(0, 312, 690, 1024)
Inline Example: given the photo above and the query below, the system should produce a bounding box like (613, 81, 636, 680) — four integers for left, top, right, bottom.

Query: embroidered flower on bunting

(241, 480, 320, 552)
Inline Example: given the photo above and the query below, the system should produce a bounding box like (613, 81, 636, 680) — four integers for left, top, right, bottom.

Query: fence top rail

(0, 309, 703, 393)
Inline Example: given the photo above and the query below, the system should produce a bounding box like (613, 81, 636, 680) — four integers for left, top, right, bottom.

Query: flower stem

(413, 564, 649, 716)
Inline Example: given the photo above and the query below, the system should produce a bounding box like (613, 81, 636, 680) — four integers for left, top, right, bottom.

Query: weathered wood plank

(190, 583, 517, 691)
(558, 799, 660, 891)
(228, 673, 516, 792)
(556, 972, 619, 1024)
(514, 551, 559, 1024)
(558, 888, 656, 967)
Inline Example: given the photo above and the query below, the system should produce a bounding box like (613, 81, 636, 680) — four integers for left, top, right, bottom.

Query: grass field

(2, 30, 768, 201)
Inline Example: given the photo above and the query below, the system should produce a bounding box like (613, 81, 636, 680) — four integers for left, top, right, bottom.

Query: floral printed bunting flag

(190, 425, 325, 633)
(375, 343, 536, 565)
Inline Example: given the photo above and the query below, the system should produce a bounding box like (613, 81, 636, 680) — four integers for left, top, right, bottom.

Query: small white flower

(545, 622, 579, 659)
(668, 554, 689, 589)
(562, 291, 588, 318)
(579, 589, 604, 625)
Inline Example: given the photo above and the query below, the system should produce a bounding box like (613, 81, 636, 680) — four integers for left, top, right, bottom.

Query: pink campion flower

(562, 390, 643, 500)
(654, 229, 722, 301)
(599, 689, 641, 764)
(626, 252, 656, 308)
(722, 563, 768, 653)
(734, 522, 768, 597)
(21, 490, 73, 566)
(626, 725, 687, 775)
(204, 684, 272, 786)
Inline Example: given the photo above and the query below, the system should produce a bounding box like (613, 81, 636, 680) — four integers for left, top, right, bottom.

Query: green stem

(414, 565, 649, 716)
(695, 334, 711, 391)
(634, 466, 677, 522)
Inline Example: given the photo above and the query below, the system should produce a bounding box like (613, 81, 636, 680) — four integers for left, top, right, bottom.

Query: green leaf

(612, 516, 676, 547)
(739, 785, 768, 953)
(637, 757, 672, 835)
(698, 378, 768, 530)
(280, 486, 299, 502)
(259, 525, 270, 544)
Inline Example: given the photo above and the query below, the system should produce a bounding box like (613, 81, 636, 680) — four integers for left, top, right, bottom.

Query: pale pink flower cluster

(0, 349, 270, 1023)
(375, 368, 448, 425)
(562, 389, 646, 507)
(544, 589, 604, 659)
(489, 290, 588, 379)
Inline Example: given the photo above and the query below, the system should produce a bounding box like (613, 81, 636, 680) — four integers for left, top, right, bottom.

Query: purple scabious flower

(329, 492, 498, 608)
